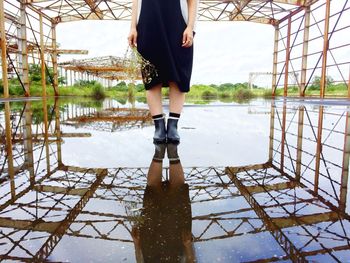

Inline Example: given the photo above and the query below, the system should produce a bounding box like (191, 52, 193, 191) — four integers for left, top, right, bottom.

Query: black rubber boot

(153, 143, 166, 162)
(167, 143, 180, 164)
(167, 118, 180, 144)
(153, 115, 167, 144)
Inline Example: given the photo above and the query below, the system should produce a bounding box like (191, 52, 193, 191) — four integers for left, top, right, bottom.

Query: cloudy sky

(56, 20, 274, 85)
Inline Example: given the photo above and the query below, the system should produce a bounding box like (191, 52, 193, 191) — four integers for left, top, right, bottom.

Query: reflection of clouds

(194, 232, 284, 262)
(60, 101, 271, 168)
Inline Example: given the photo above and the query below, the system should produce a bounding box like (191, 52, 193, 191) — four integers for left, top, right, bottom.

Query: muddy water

(0, 97, 349, 262)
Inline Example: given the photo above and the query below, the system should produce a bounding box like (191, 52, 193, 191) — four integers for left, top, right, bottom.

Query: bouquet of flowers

(124, 200, 144, 226)
(124, 46, 158, 84)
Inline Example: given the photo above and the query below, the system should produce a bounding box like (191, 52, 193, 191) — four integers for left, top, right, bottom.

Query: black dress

(136, 0, 194, 92)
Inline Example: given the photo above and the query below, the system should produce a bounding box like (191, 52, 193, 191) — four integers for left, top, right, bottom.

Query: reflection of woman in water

(132, 144, 195, 262)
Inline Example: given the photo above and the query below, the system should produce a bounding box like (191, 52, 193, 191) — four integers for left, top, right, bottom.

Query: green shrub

(201, 89, 217, 99)
(136, 83, 145, 92)
(74, 80, 98, 87)
(219, 83, 235, 91)
(10, 85, 25, 96)
(233, 88, 254, 100)
(113, 81, 129, 91)
(219, 91, 231, 99)
(91, 83, 106, 100)
(189, 84, 218, 98)
(262, 89, 274, 98)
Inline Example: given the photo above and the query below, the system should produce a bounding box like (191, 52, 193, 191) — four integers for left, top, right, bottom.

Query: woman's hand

(182, 27, 194, 48)
(128, 28, 138, 47)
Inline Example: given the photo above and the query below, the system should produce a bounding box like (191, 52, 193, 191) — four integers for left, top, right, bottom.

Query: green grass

(1, 79, 349, 101)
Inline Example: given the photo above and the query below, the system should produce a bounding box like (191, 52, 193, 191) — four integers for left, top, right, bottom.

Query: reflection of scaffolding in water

(62, 107, 152, 132)
(0, 100, 350, 261)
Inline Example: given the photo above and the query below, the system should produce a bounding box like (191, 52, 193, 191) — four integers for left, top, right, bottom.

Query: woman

(128, 0, 198, 144)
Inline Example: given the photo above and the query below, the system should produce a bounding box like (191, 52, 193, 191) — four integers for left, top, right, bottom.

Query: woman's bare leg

(168, 143, 184, 187)
(167, 82, 185, 143)
(169, 162, 185, 187)
(146, 83, 163, 116)
(147, 160, 163, 188)
(169, 81, 185, 114)
(147, 143, 166, 188)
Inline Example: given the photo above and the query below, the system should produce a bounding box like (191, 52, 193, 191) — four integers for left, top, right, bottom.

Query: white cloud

(56, 20, 276, 85)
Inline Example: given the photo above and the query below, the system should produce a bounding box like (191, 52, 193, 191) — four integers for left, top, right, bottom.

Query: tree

(28, 64, 62, 85)
(310, 75, 334, 90)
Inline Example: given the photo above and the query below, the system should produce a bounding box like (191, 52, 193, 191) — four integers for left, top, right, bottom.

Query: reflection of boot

(167, 113, 180, 144)
(167, 143, 180, 164)
(153, 143, 166, 162)
(152, 114, 166, 144)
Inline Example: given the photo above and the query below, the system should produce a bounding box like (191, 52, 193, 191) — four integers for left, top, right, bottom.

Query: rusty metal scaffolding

(61, 106, 153, 132)
(0, 0, 349, 98)
(0, 98, 350, 261)
(58, 56, 140, 83)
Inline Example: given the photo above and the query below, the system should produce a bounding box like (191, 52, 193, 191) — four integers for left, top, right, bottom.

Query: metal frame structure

(273, 0, 350, 97)
(1, 98, 350, 261)
(58, 56, 142, 86)
(0, 0, 349, 98)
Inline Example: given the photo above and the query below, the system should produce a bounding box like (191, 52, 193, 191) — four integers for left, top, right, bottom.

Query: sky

(56, 20, 275, 86)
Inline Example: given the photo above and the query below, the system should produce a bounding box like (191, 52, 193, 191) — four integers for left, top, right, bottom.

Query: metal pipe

(39, 14, 46, 96)
(296, 106, 304, 181)
(42, 98, 51, 174)
(268, 100, 276, 162)
(340, 110, 350, 212)
(52, 23, 59, 96)
(284, 16, 292, 97)
(272, 25, 279, 96)
(4, 102, 15, 198)
(348, 66, 350, 98)
(65, 68, 68, 87)
(320, 0, 331, 98)
(18, 1, 30, 96)
(280, 101, 287, 171)
(0, 0, 9, 98)
(23, 101, 35, 184)
(70, 70, 73, 86)
(300, 6, 310, 97)
(54, 98, 62, 165)
(314, 105, 324, 194)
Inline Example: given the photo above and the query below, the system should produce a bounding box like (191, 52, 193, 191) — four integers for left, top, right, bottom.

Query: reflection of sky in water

(61, 99, 272, 168)
(1, 97, 350, 262)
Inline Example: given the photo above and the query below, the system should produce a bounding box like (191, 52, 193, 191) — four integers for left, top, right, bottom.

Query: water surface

(0, 97, 349, 262)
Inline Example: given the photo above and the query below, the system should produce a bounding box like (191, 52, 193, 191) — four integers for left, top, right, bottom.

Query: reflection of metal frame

(1, 1, 349, 98)
(1, 99, 350, 261)
(61, 107, 152, 132)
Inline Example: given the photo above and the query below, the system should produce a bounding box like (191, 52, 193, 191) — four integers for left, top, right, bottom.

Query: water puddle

(0, 97, 349, 262)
